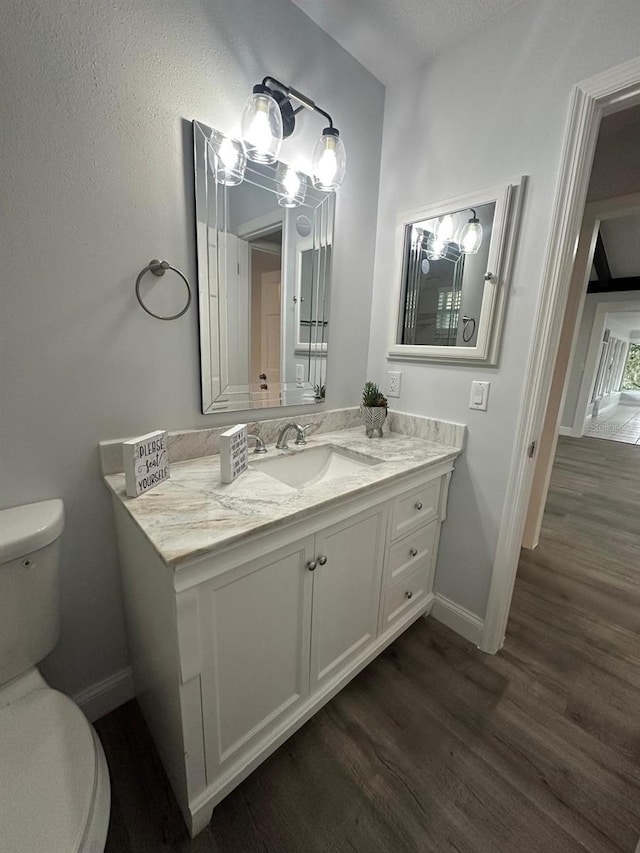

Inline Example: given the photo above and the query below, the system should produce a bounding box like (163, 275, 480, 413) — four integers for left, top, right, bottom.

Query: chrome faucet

(275, 423, 314, 450)
(247, 434, 267, 454)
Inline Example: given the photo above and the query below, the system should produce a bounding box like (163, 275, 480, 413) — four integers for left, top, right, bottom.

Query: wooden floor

(96, 436, 640, 853)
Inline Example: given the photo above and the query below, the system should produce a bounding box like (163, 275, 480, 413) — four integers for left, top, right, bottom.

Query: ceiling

(606, 311, 640, 338)
(600, 214, 640, 279)
(290, 0, 527, 85)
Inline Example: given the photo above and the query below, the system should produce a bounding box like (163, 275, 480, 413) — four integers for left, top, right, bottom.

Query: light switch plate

(469, 380, 490, 411)
(387, 371, 402, 397)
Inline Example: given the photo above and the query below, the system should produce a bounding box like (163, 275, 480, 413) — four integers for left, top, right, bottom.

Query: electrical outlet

(387, 371, 402, 398)
(295, 363, 304, 387)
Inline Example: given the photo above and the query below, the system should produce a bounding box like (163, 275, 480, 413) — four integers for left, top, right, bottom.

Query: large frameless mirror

(389, 178, 526, 364)
(193, 119, 334, 412)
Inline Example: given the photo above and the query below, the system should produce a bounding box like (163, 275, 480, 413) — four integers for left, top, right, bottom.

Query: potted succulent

(361, 381, 388, 438)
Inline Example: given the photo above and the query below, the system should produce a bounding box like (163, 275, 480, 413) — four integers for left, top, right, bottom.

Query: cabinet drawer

(391, 480, 440, 540)
(387, 520, 437, 586)
(380, 563, 432, 633)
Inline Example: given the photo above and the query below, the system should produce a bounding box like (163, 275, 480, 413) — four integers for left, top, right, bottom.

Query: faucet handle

(294, 423, 316, 446)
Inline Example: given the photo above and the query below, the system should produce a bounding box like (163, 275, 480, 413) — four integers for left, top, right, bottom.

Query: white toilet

(0, 499, 111, 853)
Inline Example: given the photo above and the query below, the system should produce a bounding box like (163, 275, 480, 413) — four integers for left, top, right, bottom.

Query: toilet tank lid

(0, 500, 64, 565)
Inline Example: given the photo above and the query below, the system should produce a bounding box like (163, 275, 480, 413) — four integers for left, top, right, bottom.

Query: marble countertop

(105, 427, 461, 568)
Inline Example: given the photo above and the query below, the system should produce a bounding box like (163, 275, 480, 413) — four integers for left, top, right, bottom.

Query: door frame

(481, 56, 640, 654)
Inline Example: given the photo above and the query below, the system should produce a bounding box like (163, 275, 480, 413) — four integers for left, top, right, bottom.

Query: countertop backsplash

(99, 408, 465, 477)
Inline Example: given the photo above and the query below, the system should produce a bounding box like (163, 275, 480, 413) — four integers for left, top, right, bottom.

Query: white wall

(562, 292, 640, 429)
(0, 0, 384, 698)
(368, 0, 640, 618)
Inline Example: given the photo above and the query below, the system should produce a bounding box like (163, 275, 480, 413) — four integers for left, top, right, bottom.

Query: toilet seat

(0, 679, 110, 853)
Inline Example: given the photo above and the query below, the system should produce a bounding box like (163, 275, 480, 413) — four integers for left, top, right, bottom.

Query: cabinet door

(310, 505, 387, 690)
(198, 536, 314, 774)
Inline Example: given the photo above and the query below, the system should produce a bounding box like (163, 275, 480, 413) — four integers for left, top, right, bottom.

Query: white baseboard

(558, 426, 573, 437)
(431, 593, 484, 647)
(73, 666, 135, 722)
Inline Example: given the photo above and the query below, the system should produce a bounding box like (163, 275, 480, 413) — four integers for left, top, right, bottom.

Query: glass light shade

(436, 214, 455, 243)
(241, 87, 283, 164)
(426, 232, 446, 260)
(311, 128, 346, 191)
(459, 217, 484, 254)
(208, 131, 245, 186)
(276, 163, 306, 207)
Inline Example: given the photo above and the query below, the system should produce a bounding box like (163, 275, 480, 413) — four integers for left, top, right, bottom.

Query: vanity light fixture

(208, 130, 246, 186)
(425, 231, 446, 260)
(240, 84, 284, 164)
(459, 209, 484, 255)
(276, 163, 307, 207)
(241, 76, 346, 192)
(436, 213, 455, 243)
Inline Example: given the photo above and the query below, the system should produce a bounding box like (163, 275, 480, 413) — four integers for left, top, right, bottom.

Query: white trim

(73, 666, 135, 722)
(430, 593, 484, 646)
(482, 57, 640, 655)
(557, 426, 574, 437)
(235, 210, 284, 241)
(388, 177, 526, 365)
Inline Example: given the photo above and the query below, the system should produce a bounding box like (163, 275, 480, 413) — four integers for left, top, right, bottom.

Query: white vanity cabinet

(111, 461, 453, 838)
(196, 504, 387, 789)
(309, 505, 387, 690)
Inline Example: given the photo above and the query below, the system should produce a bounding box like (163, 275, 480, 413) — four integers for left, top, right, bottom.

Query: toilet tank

(0, 500, 64, 686)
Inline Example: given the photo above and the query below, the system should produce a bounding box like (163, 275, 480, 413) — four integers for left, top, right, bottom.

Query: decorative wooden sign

(123, 430, 170, 497)
(220, 424, 248, 484)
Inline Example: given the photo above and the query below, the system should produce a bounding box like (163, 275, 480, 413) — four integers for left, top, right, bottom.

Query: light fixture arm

(261, 75, 335, 133)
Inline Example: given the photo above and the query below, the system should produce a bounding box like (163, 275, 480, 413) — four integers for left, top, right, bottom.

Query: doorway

(482, 57, 640, 654)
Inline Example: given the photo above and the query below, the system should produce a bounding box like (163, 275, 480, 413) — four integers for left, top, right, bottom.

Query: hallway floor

(96, 436, 640, 852)
(586, 398, 640, 444)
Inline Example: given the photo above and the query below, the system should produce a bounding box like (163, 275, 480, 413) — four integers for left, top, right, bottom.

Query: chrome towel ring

(135, 259, 192, 320)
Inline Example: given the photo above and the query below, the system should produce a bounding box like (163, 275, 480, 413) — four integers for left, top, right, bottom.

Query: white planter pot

(361, 406, 387, 438)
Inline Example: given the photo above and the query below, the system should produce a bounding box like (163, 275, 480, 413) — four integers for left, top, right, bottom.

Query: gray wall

(0, 0, 384, 697)
(367, 0, 640, 619)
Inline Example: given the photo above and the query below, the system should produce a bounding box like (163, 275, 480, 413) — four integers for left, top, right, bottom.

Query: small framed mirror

(389, 178, 526, 364)
(193, 120, 334, 413)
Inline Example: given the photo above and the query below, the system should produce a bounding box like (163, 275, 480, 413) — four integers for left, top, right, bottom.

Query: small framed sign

(220, 424, 248, 484)
(123, 430, 170, 497)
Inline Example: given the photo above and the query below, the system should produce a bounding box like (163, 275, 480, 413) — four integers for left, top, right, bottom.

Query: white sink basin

(252, 445, 382, 489)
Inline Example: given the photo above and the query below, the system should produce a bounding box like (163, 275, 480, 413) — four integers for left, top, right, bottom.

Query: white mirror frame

(388, 177, 527, 365)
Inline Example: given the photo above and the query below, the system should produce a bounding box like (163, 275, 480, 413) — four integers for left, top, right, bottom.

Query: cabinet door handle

(415, 502, 423, 511)
(317, 555, 328, 566)
(410, 548, 418, 557)
(307, 560, 317, 571)
(405, 590, 413, 599)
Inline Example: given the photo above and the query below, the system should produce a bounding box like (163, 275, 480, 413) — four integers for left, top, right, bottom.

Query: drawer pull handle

(415, 502, 423, 511)
(307, 560, 317, 571)
(410, 548, 418, 557)
(317, 555, 328, 566)
(405, 590, 413, 599)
